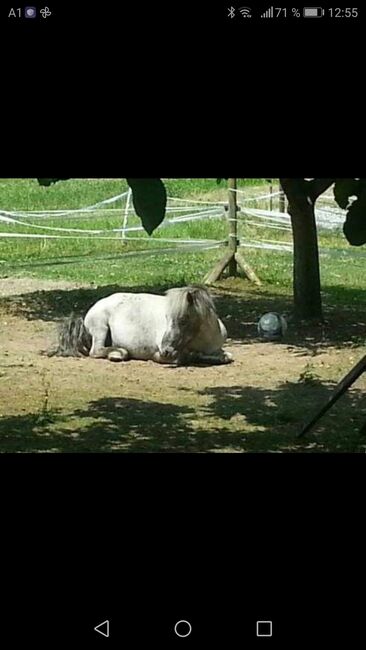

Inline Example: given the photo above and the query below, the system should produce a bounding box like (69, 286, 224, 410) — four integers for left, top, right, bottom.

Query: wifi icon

(239, 6, 252, 18)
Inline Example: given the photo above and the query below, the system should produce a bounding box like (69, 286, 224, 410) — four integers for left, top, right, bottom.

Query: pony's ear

(187, 292, 194, 305)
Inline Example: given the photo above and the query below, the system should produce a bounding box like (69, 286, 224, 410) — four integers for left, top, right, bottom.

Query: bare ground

(1, 278, 366, 453)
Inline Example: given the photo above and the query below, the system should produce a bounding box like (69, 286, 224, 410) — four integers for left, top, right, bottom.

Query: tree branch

(308, 179, 335, 202)
(280, 178, 336, 207)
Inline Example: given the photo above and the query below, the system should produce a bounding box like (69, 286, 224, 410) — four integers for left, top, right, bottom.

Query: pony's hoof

(223, 352, 233, 363)
(108, 350, 124, 362)
(160, 346, 179, 362)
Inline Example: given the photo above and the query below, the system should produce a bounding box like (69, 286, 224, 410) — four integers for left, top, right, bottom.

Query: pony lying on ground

(49, 285, 233, 366)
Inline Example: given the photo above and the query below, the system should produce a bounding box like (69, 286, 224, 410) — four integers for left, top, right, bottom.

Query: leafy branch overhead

(284, 177, 366, 246)
(217, 178, 366, 247)
(37, 178, 167, 236)
(37, 178, 366, 246)
(333, 178, 366, 246)
(125, 179, 167, 236)
(279, 178, 366, 246)
(37, 179, 70, 186)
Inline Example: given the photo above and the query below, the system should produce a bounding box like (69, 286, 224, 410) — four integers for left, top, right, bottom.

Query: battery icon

(303, 7, 324, 17)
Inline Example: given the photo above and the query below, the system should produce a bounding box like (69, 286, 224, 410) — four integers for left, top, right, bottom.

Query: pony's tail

(47, 314, 92, 358)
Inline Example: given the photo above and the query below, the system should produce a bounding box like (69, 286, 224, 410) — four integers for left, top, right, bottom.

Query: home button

(174, 620, 192, 638)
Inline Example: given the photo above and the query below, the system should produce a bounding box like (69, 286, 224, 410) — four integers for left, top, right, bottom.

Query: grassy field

(1, 178, 365, 309)
(1, 179, 366, 453)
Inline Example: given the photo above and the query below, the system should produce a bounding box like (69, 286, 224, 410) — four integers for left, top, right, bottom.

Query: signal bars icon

(261, 6, 274, 18)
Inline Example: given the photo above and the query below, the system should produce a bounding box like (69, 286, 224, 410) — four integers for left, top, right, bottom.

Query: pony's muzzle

(161, 330, 182, 354)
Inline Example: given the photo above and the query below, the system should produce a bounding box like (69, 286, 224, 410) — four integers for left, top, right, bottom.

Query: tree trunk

(281, 179, 323, 320)
(290, 200, 323, 319)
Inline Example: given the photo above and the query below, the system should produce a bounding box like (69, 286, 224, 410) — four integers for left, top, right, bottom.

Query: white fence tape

(0, 204, 224, 236)
(0, 232, 226, 245)
(0, 232, 135, 240)
(166, 196, 225, 205)
(239, 240, 366, 261)
(116, 237, 226, 245)
(121, 188, 132, 239)
(244, 220, 292, 232)
(231, 188, 283, 201)
(12, 191, 131, 219)
(0, 186, 347, 256)
(241, 206, 346, 232)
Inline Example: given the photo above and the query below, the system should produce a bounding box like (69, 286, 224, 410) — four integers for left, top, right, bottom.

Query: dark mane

(165, 285, 216, 320)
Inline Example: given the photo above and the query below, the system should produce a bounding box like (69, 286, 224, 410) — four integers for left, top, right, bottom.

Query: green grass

(0, 178, 269, 282)
(1, 178, 365, 312)
(0, 177, 265, 210)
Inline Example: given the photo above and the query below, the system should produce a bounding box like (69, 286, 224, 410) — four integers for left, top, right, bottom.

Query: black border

(1, 6, 365, 643)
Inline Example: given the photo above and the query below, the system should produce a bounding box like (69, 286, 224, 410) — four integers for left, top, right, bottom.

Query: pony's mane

(165, 285, 217, 321)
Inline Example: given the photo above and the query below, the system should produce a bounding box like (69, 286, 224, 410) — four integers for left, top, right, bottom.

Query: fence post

(228, 178, 238, 276)
(204, 178, 261, 286)
(121, 188, 132, 239)
(279, 180, 285, 213)
(269, 179, 273, 212)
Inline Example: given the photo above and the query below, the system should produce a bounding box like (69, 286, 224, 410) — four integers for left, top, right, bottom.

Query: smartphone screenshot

(0, 3, 364, 647)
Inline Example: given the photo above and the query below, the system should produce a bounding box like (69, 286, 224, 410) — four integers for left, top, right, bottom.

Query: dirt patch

(0, 277, 92, 297)
(1, 278, 366, 453)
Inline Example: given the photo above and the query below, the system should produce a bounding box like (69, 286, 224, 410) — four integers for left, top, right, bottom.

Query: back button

(94, 620, 110, 638)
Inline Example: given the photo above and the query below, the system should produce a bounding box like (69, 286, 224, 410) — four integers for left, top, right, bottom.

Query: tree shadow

(1, 381, 366, 453)
(0, 282, 174, 322)
(196, 379, 366, 452)
(215, 281, 366, 351)
(0, 394, 276, 453)
(0, 397, 197, 453)
(1, 279, 366, 353)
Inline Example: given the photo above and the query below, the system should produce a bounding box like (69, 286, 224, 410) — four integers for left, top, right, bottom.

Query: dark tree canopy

(37, 178, 167, 236)
(279, 178, 366, 246)
(333, 178, 366, 246)
(37, 178, 70, 186)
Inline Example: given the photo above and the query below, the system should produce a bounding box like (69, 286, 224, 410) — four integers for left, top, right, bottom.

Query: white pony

(50, 285, 233, 366)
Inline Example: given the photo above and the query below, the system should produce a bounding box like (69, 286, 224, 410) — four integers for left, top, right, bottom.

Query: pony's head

(160, 285, 217, 358)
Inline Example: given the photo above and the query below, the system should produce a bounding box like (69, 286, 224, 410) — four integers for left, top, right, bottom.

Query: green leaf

(343, 193, 366, 246)
(37, 178, 70, 186)
(334, 179, 359, 209)
(334, 179, 366, 245)
(126, 178, 167, 235)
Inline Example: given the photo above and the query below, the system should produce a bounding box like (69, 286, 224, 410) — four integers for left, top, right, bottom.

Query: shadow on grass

(1, 380, 366, 453)
(0, 282, 174, 322)
(213, 282, 366, 350)
(0, 279, 366, 353)
(195, 379, 366, 452)
(0, 397, 197, 453)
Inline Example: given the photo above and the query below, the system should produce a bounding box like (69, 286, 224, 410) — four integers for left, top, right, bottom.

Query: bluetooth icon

(228, 6, 235, 18)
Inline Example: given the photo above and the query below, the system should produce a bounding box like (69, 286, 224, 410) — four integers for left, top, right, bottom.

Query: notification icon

(25, 6, 37, 18)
